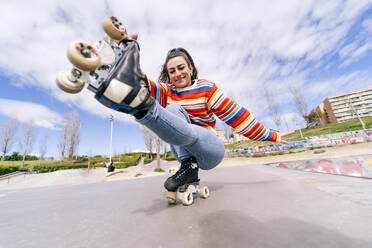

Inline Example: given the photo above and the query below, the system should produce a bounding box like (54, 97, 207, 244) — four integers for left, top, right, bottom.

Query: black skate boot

(164, 157, 199, 192)
(95, 39, 155, 119)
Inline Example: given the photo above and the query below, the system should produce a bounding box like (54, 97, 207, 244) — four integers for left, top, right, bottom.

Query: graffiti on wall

(265, 157, 372, 179)
(229, 129, 372, 157)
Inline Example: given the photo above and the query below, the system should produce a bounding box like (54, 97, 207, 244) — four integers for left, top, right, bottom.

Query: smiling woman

(87, 23, 289, 205)
(166, 56, 193, 88)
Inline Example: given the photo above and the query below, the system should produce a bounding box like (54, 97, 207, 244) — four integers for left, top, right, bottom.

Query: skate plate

(56, 15, 129, 94)
(166, 181, 210, 206)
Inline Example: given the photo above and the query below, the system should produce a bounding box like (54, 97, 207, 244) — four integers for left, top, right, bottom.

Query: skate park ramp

(265, 155, 372, 179)
(1, 160, 372, 248)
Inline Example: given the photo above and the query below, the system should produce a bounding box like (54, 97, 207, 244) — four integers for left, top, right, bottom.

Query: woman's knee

(165, 103, 189, 121)
(196, 142, 225, 170)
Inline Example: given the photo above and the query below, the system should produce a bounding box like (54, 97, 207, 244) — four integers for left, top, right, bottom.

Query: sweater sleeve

(147, 79, 168, 108)
(207, 83, 280, 142)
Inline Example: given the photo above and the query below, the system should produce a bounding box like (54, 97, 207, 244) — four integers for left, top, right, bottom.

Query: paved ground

(1, 160, 372, 248)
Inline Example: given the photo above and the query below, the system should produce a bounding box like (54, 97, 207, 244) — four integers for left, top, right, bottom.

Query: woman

(95, 38, 288, 193)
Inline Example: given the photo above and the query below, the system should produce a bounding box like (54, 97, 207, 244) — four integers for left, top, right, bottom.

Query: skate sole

(166, 182, 209, 206)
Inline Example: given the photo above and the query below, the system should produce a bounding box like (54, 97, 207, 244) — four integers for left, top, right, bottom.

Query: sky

(0, 0, 371, 158)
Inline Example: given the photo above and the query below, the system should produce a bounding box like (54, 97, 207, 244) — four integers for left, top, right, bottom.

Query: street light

(109, 115, 114, 163)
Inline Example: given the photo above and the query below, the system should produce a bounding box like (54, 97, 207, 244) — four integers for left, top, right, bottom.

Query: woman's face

(166, 56, 193, 88)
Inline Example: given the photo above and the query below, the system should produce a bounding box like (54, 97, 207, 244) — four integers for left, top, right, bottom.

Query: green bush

(252, 154, 266, 157)
(154, 168, 165, 173)
(161, 152, 176, 161)
(162, 157, 177, 161)
(114, 154, 142, 169)
(32, 163, 88, 173)
(0, 165, 20, 176)
(144, 158, 152, 164)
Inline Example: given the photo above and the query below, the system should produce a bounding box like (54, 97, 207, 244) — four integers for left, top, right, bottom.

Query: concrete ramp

(266, 156, 372, 179)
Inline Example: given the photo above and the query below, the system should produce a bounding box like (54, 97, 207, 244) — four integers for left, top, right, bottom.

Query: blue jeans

(136, 102, 225, 170)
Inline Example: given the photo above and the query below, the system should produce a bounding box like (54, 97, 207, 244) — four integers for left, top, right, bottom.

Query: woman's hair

(158, 47, 198, 84)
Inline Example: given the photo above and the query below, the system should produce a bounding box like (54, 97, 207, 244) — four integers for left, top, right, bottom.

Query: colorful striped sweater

(147, 78, 280, 143)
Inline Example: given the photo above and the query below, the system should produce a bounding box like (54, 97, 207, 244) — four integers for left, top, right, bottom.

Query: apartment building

(314, 87, 372, 124)
(216, 130, 226, 143)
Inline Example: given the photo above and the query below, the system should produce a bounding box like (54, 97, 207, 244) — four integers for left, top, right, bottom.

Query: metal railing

(0, 171, 27, 183)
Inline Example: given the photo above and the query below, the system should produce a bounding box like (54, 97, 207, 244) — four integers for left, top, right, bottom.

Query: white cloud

(340, 41, 372, 67)
(0, 0, 371, 129)
(307, 71, 372, 104)
(363, 18, 372, 32)
(0, 98, 62, 129)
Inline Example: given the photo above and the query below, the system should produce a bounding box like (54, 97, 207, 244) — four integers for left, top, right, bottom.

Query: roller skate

(165, 157, 210, 206)
(56, 15, 154, 117)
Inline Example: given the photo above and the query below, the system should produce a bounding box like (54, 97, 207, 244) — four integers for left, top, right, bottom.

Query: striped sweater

(147, 78, 280, 142)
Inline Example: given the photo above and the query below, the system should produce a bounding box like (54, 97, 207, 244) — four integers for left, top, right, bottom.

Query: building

(313, 87, 372, 124)
(232, 131, 248, 143)
(216, 130, 226, 143)
(216, 129, 249, 143)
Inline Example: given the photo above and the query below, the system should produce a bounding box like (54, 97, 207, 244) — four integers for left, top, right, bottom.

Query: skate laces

(174, 169, 186, 180)
(173, 165, 188, 181)
(173, 159, 197, 181)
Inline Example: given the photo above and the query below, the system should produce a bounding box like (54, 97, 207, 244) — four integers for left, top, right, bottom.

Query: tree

(264, 89, 282, 129)
(224, 90, 237, 141)
(291, 113, 304, 139)
(38, 132, 48, 165)
(156, 137, 161, 169)
(162, 141, 169, 159)
(8, 152, 22, 161)
(305, 111, 322, 128)
(142, 127, 154, 159)
(290, 86, 308, 125)
(19, 120, 37, 167)
(67, 112, 81, 160)
(58, 112, 81, 161)
(0, 117, 19, 161)
(347, 96, 366, 131)
(58, 114, 69, 161)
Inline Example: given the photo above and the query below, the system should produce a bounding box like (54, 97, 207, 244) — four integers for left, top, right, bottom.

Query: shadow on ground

(197, 210, 371, 248)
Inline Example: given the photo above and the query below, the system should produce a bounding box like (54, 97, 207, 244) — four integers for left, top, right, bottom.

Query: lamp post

(109, 115, 114, 163)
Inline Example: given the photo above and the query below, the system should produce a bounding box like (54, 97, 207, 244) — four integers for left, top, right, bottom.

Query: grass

(287, 116, 372, 141)
(154, 168, 165, 173)
(144, 157, 153, 164)
(226, 116, 372, 150)
(0, 160, 57, 167)
(0, 160, 89, 175)
(0, 152, 148, 176)
(0, 151, 173, 176)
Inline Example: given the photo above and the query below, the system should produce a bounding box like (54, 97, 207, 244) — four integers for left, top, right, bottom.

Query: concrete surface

(1, 162, 372, 248)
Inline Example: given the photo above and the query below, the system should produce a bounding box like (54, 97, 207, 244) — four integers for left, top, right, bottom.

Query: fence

(0, 171, 27, 184)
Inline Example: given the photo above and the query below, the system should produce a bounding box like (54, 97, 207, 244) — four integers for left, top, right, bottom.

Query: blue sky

(0, 0, 371, 158)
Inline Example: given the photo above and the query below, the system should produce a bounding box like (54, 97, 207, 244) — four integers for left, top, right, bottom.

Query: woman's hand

(279, 131, 294, 144)
(129, 33, 138, 40)
(115, 33, 138, 44)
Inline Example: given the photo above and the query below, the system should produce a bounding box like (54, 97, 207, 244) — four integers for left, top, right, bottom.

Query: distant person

(107, 162, 115, 173)
(95, 34, 291, 192)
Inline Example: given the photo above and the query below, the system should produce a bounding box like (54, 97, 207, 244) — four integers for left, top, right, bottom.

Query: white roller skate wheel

(166, 191, 177, 205)
(181, 191, 193, 206)
(200, 186, 210, 199)
(102, 15, 128, 41)
(67, 41, 101, 71)
(56, 70, 85, 94)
